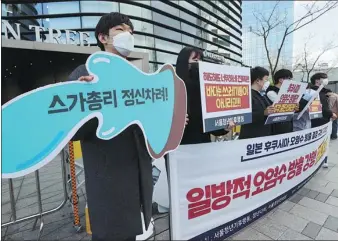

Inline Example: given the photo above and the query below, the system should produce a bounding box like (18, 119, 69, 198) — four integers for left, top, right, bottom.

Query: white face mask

(111, 32, 134, 57)
(262, 81, 270, 91)
(321, 78, 329, 86)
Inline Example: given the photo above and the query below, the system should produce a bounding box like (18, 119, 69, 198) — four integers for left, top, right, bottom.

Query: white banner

(169, 123, 331, 240)
(198, 62, 252, 132)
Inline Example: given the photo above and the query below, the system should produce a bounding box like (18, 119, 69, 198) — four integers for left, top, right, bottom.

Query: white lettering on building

(1, 20, 91, 46)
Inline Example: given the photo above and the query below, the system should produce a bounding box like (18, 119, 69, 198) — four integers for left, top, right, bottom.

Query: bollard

(68, 142, 82, 232)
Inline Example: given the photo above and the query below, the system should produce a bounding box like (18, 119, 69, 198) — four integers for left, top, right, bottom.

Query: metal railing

(1, 148, 75, 240)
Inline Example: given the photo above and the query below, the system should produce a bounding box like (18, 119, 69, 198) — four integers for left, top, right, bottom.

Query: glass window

(85, 31, 97, 45)
(80, 1, 119, 13)
(134, 47, 156, 62)
(82, 16, 100, 28)
(155, 38, 182, 54)
(152, 12, 180, 29)
(2, 3, 8, 16)
(150, 1, 179, 16)
(120, 3, 152, 19)
(43, 17, 81, 29)
(154, 26, 182, 43)
(132, 20, 154, 34)
(42, 1, 79, 14)
(156, 52, 178, 66)
(134, 34, 155, 48)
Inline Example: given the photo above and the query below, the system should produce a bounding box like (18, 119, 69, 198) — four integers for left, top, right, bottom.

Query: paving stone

(316, 227, 338, 240)
(232, 227, 272, 240)
(298, 188, 311, 196)
(315, 193, 329, 203)
(290, 204, 328, 225)
(306, 190, 320, 199)
(289, 194, 304, 204)
(305, 182, 334, 195)
(299, 197, 338, 218)
(332, 189, 338, 198)
(251, 217, 287, 239)
(267, 209, 308, 233)
(308, 178, 329, 187)
(326, 196, 338, 207)
(325, 182, 338, 190)
(278, 228, 311, 240)
(301, 222, 322, 239)
(278, 200, 296, 212)
(323, 216, 338, 232)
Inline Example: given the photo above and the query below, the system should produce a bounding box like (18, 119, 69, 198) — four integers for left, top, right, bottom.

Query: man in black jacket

(310, 73, 337, 168)
(67, 13, 152, 241)
(239, 67, 274, 139)
(266, 69, 294, 135)
(310, 73, 337, 128)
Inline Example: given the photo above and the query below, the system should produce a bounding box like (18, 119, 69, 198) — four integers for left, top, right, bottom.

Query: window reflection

(80, 1, 119, 13)
(82, 16, 100, 28)
(1, 0, 242, 66)
(155, 39, 182, 54)
(154, 26, 182, 43)
(43, 17, 81, 29)
(134, 34, 155, 48)
(132, 19, 153, 34)
(156, 52, 178, 65)
(42, 2, 79, 14)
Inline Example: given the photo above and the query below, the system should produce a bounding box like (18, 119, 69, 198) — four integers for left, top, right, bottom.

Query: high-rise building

(1, 1, 242, 72)
(242, 1, 294, 71)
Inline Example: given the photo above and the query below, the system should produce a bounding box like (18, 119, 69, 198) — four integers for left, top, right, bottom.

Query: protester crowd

(66, 12, 338, 241)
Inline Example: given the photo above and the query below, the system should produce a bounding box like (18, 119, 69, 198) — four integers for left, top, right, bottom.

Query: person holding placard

(293, 84, 317, 131)
(67, 13, 152, 241)
(310, 73, 337, 128)
(239, 67, 274, 140)
(310, 73, 337, 168)
(266, 69, 297, 135)
(176, 47, 235, 144)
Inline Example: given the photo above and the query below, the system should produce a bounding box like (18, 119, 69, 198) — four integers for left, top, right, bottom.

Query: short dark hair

(95, 12, 134, 51)
(273, 69, 293, 84)
(310, 72, 327, 85)
(250, 66, 269, 84)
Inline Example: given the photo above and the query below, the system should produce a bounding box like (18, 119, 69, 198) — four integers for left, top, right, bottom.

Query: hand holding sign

(265, 81, 307, 124)
(264, 106, 275, 116)
(2, 52, 187, 178)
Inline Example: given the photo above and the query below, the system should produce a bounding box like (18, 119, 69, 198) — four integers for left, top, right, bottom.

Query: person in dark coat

(239, 67, 274, 139)
(309, 73, 337, 168)
(266, 69, 295, 135)
(67, 13, 152, 241)
(310, 73, 337, 128)
(175, 47, 234, 144)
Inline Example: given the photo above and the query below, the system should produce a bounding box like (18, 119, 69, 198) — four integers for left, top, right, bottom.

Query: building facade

(241, 1, 294, 71)
(2, 1, 243, 72)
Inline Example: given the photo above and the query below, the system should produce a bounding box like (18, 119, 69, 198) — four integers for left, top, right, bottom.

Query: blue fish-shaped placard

(2, 51, 187, 178)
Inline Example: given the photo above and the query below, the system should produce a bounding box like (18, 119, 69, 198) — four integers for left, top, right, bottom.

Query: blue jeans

(332, 119, 338, 139)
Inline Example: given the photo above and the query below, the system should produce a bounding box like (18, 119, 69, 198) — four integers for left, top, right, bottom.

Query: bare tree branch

(252, 1, 338, 76)
(287, 2, 338, 36)
(293, 34, 338, 82)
